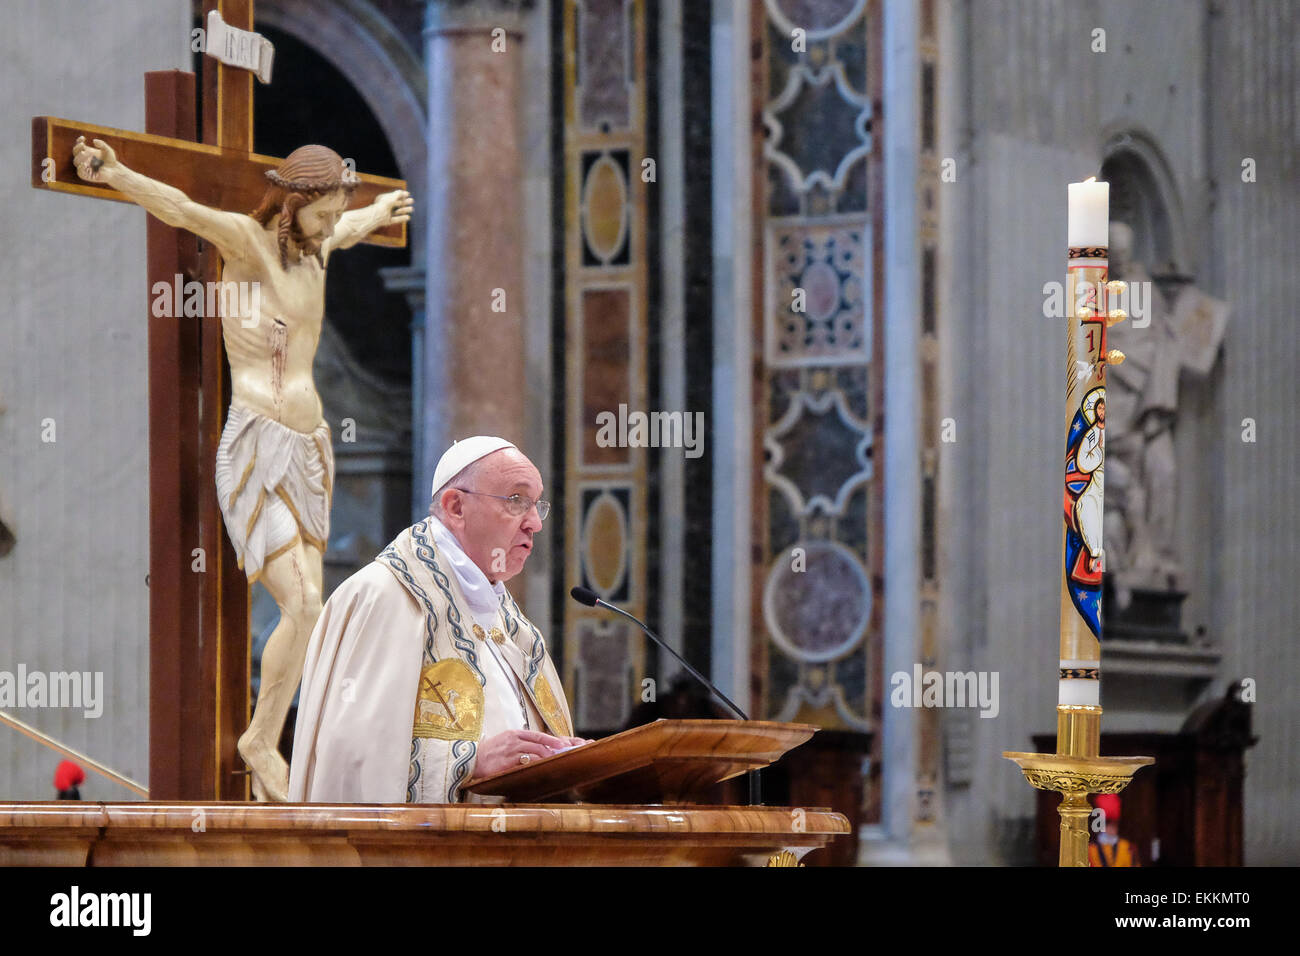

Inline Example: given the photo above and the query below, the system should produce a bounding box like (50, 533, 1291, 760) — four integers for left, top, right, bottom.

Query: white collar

(426, 516, 506, 621)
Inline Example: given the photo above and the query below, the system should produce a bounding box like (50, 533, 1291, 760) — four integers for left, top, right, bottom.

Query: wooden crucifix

(29, 0, 409, 801)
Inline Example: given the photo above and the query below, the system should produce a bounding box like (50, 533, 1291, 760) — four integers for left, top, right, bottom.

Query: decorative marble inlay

(581, 288, 631, 467)
(581, 486, 630, 601)
(764, 0, 866, 41)
(577, 617, 631, 729)
(577, 0, 631, 131)
(764, 540, 871, 662)
(581, 151, 630, 265)
(753, 0, 879, 762)
(769, 221, 868, 366)
(765, 62, 871, 197)
(563, 0, 649, 736)
(765, 389, 872, 516)
(773, 679, 870, 731)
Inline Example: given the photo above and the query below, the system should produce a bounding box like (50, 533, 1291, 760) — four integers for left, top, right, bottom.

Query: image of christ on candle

(1064, 385, 1106, 630)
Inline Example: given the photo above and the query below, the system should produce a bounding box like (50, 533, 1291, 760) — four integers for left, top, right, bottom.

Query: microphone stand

(587, 597, 762, 807)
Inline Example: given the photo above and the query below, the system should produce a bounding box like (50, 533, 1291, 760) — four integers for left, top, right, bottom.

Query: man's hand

(373, 189, 413, 227)
(469, 729, 593, 780)
(73, 136, 119, 185)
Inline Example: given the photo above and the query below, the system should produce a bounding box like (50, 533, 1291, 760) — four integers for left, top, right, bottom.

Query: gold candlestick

(1003, 242, 1152, 867)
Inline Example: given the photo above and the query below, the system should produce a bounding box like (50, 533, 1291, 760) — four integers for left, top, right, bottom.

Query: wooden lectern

(465, 719, 813, 804)
(0, 721, 851, 866)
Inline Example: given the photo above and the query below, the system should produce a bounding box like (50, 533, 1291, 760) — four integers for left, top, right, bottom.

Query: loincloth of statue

(214, 403, 334, 582)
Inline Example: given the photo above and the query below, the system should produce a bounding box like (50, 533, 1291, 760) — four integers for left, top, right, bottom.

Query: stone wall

(0, 0, 190, 800)
(941, 0, 1295, 864)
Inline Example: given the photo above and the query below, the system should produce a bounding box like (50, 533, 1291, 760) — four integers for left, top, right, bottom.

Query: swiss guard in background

(1089, 793, 1141, 867)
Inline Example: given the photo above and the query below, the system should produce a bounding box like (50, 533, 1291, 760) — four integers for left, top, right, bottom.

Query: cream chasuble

(288, 517, 573, 804)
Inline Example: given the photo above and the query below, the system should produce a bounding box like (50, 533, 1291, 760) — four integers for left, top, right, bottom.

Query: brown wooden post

(144, 69, 208, 800)
(200, 0, 254, 803)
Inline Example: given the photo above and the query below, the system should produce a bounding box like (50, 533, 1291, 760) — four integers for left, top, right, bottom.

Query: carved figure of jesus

(73, 136, 413, 801)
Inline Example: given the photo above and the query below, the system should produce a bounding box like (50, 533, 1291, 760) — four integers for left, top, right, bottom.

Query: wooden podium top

(0, 801, 851, 867)
(466, 719, 817, 804)
(0, 720, 850, 865)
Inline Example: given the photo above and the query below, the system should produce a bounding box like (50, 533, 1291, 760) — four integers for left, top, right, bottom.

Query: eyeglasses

(453, 489, 550, 521)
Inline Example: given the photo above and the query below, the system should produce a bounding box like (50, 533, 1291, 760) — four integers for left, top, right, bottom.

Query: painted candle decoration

(1000, 180, 1147, 869)
(1059, 178, 1125, 708)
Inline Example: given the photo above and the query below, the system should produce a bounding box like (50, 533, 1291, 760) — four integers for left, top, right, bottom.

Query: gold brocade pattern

(765, 851, 804, 867)
(413, 659, 484, 741)
(532, 673, 571, 738)
(472, 623, 507, 645)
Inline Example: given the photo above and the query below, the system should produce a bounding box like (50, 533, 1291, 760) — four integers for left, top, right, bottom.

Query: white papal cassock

(288, 515, 573, 804)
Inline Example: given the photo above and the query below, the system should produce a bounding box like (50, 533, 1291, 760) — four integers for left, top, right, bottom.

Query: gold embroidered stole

(497, 590, 573, 739)
(377, 520, 571, 803)
(377, 519, 484, 802)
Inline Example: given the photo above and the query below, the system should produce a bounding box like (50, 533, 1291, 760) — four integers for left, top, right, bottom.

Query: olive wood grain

(0, 801, 850, 867)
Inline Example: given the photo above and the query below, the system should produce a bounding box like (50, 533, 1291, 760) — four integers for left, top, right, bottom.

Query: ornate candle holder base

(1003, 706, 1153, 867)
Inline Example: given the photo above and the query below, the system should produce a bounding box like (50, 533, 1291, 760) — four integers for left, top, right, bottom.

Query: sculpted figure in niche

(1105, 222, 1229, 604)
(73, 136, 413, 801)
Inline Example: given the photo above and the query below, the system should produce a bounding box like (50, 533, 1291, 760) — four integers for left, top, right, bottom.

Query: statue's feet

(237, 730, 290, 803)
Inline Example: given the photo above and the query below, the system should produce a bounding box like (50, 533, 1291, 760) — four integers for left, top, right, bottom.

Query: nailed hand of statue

(377, 189, 414, 226)
(72, 136, 118, 184)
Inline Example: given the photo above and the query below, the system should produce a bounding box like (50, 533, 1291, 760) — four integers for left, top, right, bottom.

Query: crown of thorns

(264, 167, 360, 191)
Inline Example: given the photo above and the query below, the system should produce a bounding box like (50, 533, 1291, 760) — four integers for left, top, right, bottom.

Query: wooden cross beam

(32, 118, 406, 248)
(28, 0, 407, 800)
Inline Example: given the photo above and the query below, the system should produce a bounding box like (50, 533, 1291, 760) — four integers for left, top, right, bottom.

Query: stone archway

(257, 0, 427, 255)
(1100, 130, 1186, 276)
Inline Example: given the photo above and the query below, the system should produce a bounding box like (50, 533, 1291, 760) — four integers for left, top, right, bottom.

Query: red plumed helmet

(1094, 792, 1121, 821)
(54, 760, 85, 792)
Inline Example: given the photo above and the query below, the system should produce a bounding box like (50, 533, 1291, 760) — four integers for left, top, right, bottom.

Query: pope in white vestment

(288, 437, 583, 804)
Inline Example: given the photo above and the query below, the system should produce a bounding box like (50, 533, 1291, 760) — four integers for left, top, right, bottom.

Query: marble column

(709, 0, 754, 712)
(877, 0, 923, 854)
(379, 263, 428, 521)
(419, 0, 533, 504)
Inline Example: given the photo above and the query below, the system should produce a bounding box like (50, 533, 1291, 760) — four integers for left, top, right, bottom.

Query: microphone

(570, 586, 748, 720)
(570, 585, 762, 805)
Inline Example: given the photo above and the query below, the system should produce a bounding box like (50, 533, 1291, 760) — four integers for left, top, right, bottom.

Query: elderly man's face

(439, 448, 544, 584)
